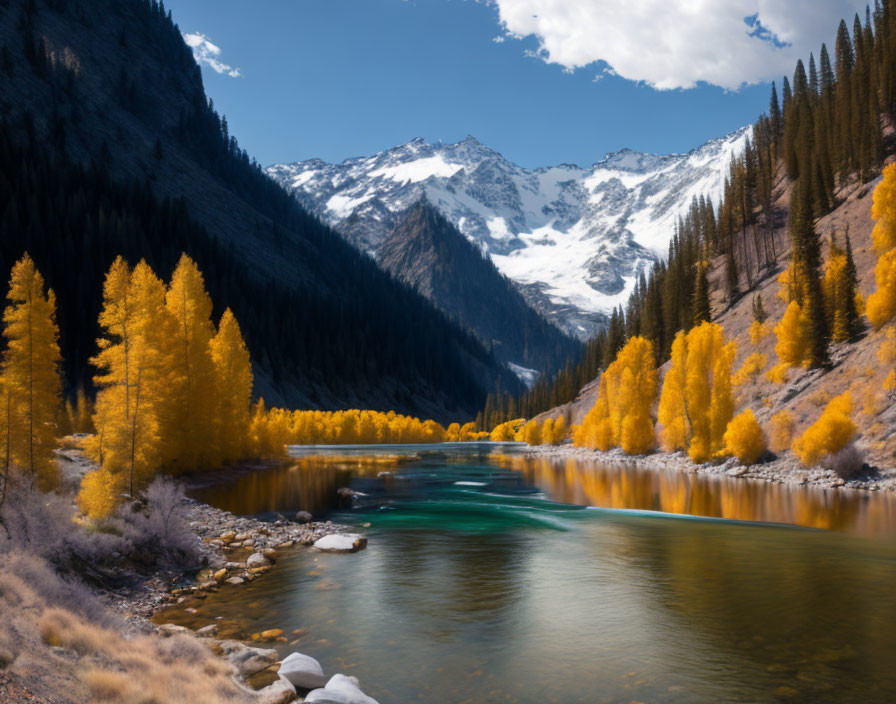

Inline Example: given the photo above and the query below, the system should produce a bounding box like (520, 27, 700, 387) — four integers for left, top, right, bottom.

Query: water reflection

(194, 446, 896, 537)
(169, 446, 896, 702)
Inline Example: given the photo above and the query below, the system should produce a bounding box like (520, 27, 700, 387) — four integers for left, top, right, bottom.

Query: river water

(175, 444, 896, 703)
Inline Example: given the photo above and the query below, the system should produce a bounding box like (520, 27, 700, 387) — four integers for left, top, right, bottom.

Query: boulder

(247, 552, 271, 569)
(255, 676, 297, 704)
(295, 511, 313, 523)
(304, 674, 379, 704)
(312, 534, 367, 553)
(226, 644, 279, 677)
(278, 651, 328, 689)
(195, 624, 217, 638)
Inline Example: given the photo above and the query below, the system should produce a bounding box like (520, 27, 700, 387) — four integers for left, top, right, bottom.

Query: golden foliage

(490, 418, 524, 441)
(732, 352, 767, 387)
(792, 392, 857, 467)
(772, 300, 809, 374)
(1, 254, 62, 490)
(516, 419, 543, 445)
(866, 249, 896, 330)
(657, 323, 736, 463)
(76, 469, 125, 519)
(288, 408, 448, 445)
(575, 337, 657, 455)
(767, 410, 795, 453)
(209, 309, 253, 463)
(723, 409, 767, 465)
(871, 163, 896, 255)
(749, 320, 769, 345)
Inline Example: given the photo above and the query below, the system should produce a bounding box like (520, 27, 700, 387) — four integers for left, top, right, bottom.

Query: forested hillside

(378, 201, 579, 374)
(499, 3, 896, 469)
(483, 2, 896, 434)
(0, 0, 521, 419)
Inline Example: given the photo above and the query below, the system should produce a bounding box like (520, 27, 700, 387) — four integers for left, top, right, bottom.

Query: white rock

(246, 552, 270, 569)
(255, 676, 297, 704)
(312, 534, 367, 553)
(278, 651, 328, 689)
(304, 674, 379, 704)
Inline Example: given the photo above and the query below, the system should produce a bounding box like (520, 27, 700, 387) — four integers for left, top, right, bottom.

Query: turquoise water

(179, 444, 896, 702)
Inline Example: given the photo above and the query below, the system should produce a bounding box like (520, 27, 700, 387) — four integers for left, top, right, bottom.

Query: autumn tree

(209, 308, 253, 462)
(792, 392, 856, 466)
(1, 255, 62, 490)
(723, 409, 767, 465)
(867, 164, 896, 329)
(165, 255, 218, 470)
(657, 322, 736, 463)
(576, 337, 657, 455)
(87, 259, 175, 499)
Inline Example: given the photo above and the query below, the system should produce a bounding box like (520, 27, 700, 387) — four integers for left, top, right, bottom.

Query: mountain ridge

(268, 127, 751, 339)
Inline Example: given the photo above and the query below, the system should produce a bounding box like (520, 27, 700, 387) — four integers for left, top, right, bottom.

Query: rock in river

(278, 651, 328, 689)
(312, 534, 367, 553)
(295, 510, 313, 523)
(247, 552, 271, 569)
(304, 674, 380, 704)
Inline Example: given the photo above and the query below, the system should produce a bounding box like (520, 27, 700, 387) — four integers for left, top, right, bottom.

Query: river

(173, 443, 896, 703)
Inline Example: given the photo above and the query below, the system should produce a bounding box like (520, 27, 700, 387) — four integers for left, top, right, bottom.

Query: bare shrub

(821, 443, 866, 479)
(110, 477, 202, 573)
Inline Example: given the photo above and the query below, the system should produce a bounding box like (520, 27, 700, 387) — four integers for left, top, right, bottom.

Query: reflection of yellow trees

(512, 456, 893, 535)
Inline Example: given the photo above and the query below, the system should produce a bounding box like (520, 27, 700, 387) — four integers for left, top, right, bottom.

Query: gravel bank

(524, 444, 896, 492)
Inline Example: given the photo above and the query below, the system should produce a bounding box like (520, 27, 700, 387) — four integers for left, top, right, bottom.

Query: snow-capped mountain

(267, 128, 750, 339)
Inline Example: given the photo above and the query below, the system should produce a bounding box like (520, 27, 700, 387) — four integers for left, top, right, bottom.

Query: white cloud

(183, 32, 241, 78)
(490, 0, 868, 90)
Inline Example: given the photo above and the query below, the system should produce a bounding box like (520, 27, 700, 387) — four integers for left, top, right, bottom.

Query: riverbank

(524, 444, 896, 492)
(0, 444, 366, 703)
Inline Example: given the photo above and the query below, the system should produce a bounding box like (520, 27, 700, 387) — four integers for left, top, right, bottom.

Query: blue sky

(165, 0, 865, 169)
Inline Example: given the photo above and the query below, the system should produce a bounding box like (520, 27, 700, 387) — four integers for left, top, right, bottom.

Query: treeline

(482, 2, 896, 425)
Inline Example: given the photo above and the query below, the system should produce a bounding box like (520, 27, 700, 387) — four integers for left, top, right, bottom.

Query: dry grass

(0, 550, 257, 703)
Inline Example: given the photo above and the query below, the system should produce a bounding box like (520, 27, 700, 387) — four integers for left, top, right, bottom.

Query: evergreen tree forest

(480, 2, 896, 429)
(0, 0, 521, 421)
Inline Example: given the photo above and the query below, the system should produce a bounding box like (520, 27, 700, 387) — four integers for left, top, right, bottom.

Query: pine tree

(1, 255, 62, 490)
(692, 259, 711, 324)
(209, 308, 253, 462)
(789, 179, 830, 366)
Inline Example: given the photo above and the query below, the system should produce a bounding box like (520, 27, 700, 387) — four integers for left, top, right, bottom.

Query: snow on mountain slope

(268, 128, 750, 339)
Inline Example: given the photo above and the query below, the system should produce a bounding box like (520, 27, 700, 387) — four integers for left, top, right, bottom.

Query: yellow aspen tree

(877, 326, 896, 391)
(209, 308, 253, 462)
(871, 163, 896, 255)
(549, 416, 566, 444)
(682, 322, 736, 463)
(540, 418, 554, 445)
(732, 352, 767, 388)
(768, 300, 809, 382)
(577, 337, 657, 454)
(1, 255, 62, 490)
(575, 373, 614, 450)
(709, 340, 737, 452)
(518, 419, 542, 445)
(657, 331, 689, 451)
(792, 392, 856, 466)
(723, 409, 767, 465)
(165, 255, 217, 469)
(866, 249, 896, 330)
(767, 410, 795, 453)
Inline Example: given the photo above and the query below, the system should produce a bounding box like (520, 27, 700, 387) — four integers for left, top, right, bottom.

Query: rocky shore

(524, 444, 896, 492)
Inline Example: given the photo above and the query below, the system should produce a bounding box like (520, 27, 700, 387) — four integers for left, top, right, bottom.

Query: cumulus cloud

(490, 0, 868, 90)
(183, 32, 241, 78)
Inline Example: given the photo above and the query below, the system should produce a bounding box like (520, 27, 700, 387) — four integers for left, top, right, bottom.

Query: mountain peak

(268, 127, 750, 339)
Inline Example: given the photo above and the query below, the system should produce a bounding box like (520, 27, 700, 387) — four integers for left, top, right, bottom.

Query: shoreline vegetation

(523, 443, 896, 493)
